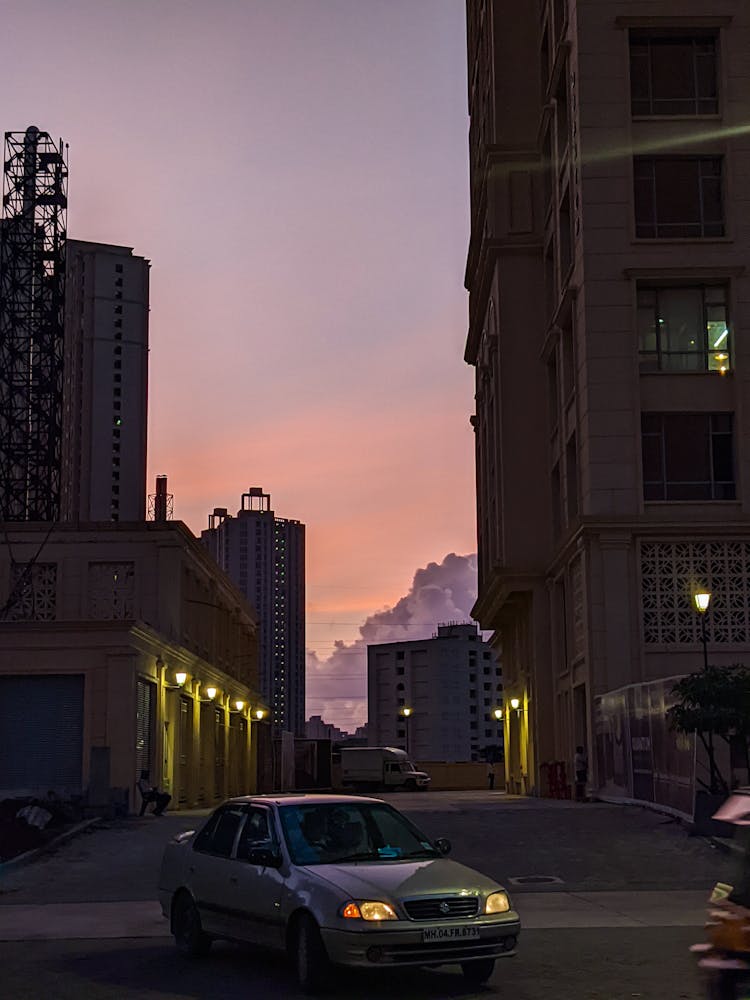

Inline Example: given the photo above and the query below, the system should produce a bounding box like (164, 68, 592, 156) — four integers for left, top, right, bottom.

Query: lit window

(638, 285, 730, 373)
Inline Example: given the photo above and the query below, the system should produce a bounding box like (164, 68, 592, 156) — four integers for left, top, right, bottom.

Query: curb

(0, 817, 102, 874)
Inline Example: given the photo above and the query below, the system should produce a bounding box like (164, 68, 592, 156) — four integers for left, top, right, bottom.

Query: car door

(189, 804, 246, 937)
(223, 804, 286, 948)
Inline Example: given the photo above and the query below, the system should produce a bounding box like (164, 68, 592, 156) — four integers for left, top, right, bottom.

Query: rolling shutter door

(135, 679, 155, 778)
(0, 675, 84, 795)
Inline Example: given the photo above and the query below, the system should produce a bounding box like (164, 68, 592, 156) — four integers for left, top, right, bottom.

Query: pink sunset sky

(6, 1, 477, 731)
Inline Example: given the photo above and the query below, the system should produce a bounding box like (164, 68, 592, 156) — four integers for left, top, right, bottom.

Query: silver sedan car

(158, 793, 521, 993)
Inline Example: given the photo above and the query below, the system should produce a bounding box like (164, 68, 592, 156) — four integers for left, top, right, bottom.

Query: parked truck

(340, 747, 430, 792)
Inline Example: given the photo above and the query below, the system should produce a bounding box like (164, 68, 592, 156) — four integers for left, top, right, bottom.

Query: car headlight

(485, 891, 511, 914)
(340, 900, 399, 921)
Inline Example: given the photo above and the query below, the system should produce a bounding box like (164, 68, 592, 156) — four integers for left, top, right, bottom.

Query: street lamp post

(693, 591, 711, 671)
(402, 707, 412, 756)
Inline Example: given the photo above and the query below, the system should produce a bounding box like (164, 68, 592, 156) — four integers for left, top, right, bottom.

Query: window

(485, 729, 492, 737)
(193, 806, 244, 857)
(236, 807, 274, 861)
(641, 412, 735, 500)
(396, 651, 405, 660)
(396, 666, 404, 676)
(630, 34, 718, 116)
(634, 157, 723, 238)
(638, 286, 730, 372)
(483, 651, 490, 660)
(115, 263, 123, 273)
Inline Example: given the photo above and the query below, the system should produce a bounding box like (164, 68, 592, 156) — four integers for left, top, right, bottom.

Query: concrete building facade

(367, 623, 503, 762)
(464, 0, 750, 811)
(61, 240, 150, 523)
(202, 488, 305, 737)
(0, 522, 270, 811)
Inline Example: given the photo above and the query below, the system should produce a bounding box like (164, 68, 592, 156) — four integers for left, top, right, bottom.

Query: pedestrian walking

(574, 746, 588, 802)
(487, 761, 496, 791)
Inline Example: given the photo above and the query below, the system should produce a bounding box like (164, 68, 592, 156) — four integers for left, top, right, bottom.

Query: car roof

(225, 793, 387, 807)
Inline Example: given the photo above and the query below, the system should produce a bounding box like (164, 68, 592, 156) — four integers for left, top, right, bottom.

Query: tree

(667, 664, 750, 795)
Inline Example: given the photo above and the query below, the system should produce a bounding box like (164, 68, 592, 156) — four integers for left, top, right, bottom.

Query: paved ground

(0, 792, 735, 904)
(0, 791, 738, 998)
(0, 930, 712, 999)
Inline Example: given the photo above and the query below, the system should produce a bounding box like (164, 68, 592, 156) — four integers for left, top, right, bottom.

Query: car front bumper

(320, 914, 521, 968)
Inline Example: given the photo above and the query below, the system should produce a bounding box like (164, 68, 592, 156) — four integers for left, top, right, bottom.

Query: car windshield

(278, 801, 440, 866)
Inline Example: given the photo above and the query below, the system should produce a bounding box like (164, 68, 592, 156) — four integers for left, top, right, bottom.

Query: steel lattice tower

(0, 127, 68, 521)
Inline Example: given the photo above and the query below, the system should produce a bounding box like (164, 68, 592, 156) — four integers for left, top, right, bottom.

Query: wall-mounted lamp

(402, 707, 413, 718)
(232, 699, 245, 713)
(205, 686, 217, 701)
(493, 707, 503, 722)
(164, 669, 189, 691)
(509, 698, 522, 716)
(254, 708, 266, 721)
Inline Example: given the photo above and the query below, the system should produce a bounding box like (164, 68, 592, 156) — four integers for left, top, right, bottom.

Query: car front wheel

(295, 913, 330, 994)
(173, 893, 212, 958)
(461, 958, 495, 986)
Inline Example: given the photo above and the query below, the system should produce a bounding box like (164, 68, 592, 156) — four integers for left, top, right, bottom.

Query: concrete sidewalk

(0, 889, 711, 941)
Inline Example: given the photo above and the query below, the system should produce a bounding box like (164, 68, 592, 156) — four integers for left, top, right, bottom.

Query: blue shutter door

(0, 675, 84, 795)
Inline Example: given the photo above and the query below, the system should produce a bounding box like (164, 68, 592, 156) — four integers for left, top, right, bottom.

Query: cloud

(306, 552, 478, 732)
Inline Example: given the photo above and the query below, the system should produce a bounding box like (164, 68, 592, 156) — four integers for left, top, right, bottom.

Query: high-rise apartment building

(61, 240, 150, 522)
(465, 1, 750, 813)
(367, 623, 503, 762)
(202, 489, 305, 735)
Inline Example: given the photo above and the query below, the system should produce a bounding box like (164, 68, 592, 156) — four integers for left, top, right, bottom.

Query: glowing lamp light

(205, 686, 217, 700)
(510, 698, 520, 711)
(234, 699, 245, 712)
(402, 707, 413, 718)
(174, 672, 187, 687)
(493, 708, 503, 721)
(255, 709, 265, 720)
(693, 592, 711, 614)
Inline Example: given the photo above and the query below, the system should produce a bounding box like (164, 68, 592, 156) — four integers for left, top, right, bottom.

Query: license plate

(422, 926, 480, 942)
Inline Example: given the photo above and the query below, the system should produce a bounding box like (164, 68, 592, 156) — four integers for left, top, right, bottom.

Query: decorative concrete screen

(641, 540, 750, 644)
(88, 561, 135, 619)
(6, 562, 57, 620)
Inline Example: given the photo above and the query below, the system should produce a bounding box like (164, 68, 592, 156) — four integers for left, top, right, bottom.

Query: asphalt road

(0, 791, 738, 999)
(0, 929, 709, 1000)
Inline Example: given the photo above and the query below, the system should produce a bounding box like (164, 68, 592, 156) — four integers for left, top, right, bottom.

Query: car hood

(300, 857, 502, 901)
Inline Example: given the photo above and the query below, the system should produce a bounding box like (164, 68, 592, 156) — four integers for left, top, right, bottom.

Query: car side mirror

(434, 837, 451, 856)
(246, 847, 283, 868)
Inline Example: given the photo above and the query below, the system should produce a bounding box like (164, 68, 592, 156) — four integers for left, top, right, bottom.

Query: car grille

(403, 896, 479, 921)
